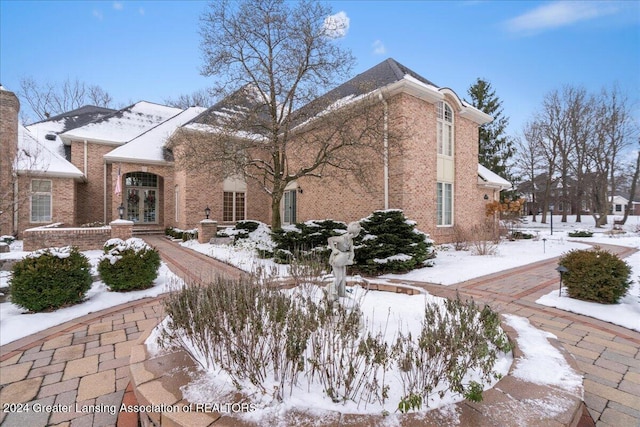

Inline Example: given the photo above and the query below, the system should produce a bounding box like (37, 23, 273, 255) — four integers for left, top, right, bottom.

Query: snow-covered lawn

(0, 241, 182, 346)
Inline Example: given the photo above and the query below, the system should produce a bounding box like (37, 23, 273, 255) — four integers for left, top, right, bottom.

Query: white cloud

(372, 40, 386, 55)
(113, 2, 123, 11)
(323, 11, 350, 38)
(505, 1, 620, 34)
(93, 9, 104, 20)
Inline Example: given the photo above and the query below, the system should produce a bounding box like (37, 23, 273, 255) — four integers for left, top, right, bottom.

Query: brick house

(1, 58, 510, 242)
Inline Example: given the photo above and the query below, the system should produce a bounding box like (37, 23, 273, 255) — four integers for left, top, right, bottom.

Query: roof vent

(45, 133, 57, 141)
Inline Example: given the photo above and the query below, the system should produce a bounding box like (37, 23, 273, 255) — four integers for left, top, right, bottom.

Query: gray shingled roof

(289, 58, 439, 126)
(28, 105, 116, 132)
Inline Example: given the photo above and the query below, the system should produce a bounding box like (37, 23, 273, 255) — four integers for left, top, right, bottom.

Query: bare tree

(173, 0, 385, 230)
(17, 76, 113, 122)
(590, 85, 634, 227)
(514, 127, 543, 222)
(164, 89, 214, 109)
(621, 143, 639, 224)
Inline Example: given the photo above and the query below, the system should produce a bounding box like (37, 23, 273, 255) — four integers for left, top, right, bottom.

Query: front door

(124, 172, 158, 224)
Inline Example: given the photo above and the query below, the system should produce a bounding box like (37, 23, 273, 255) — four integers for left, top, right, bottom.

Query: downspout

(83, 140, 88, 177)
(103, 163, 107, 223)
(378, 93, 389, 210)
(13, 176, 18, 235)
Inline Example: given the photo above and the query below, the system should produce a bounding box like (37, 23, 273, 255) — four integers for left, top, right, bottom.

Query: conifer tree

(467, 78, 515, 181)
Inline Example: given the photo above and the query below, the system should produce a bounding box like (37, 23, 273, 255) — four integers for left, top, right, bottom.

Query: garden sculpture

(327, 221, 361, 300)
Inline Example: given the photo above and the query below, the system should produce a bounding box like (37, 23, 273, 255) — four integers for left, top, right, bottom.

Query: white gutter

(103, 163, 107, 223)
(378, 93, 389, 210)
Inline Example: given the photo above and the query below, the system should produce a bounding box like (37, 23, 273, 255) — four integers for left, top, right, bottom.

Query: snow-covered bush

(272, 219, 347, 263)
(1, 235, 15, 245)
(159, 277, 509, 411)
(165, 227, 197, 241)
(10, 246, 92, 312)
(217, 220, 276, 258)
(353, 210, 435, 275)
(568, 229, 593, 238)
(98, 238, 160, 291)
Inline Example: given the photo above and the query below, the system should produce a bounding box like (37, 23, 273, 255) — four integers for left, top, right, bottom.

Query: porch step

(132, 228, 165, 236)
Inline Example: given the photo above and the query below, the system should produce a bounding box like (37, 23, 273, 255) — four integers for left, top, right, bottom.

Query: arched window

(437, 101, 453, 157)
(124, 172, 158, 223)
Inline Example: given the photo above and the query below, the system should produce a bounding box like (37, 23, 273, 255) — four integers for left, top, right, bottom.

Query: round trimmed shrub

(98, 238, 161, 292)
(559, 248, 632, 304)
(10, 246, 92, 312)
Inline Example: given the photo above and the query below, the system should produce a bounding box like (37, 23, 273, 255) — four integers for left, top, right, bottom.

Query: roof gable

(16, 125, 84, 179)
(105, 106, 207, 164)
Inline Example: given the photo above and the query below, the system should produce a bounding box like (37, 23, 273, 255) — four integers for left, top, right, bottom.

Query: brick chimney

(0, 86, 20, 236)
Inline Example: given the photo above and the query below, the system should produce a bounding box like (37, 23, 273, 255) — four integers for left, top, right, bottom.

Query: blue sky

(1, 0, 639, 137)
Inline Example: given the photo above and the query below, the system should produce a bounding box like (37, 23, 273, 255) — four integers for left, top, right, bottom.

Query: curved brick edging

(129, 283, 587, 427)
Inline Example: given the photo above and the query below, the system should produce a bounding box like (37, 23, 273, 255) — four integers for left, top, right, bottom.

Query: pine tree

(467, 78, 515, 180)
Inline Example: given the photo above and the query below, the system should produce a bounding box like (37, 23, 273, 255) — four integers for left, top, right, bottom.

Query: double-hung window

(436, 182, 453, 226)
(31, 179, 52, 222)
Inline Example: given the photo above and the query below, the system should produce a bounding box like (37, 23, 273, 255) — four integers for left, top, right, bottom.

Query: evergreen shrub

(559, 248, 632, 304)
(567, 230, 593, 238)
(98, 238, 161, 291)
(353, 210, 436, 275)
(272, 220, 347, 263)
(10, 246, 92, 312)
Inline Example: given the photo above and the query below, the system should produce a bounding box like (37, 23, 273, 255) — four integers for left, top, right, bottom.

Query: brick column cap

(200, 219, 218, 224)
(110, 219, 134, 225)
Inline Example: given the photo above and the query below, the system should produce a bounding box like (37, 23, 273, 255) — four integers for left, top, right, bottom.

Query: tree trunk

(621, 150, 640, 225)
(271, 191, 283, 231)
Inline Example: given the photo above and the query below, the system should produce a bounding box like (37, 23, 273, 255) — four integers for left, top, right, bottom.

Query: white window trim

(30, 179, 52, 223)
(437, 101, 454, 157)
(436, 181, 454, 227)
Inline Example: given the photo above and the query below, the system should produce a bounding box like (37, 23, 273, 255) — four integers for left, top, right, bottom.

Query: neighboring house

(2, 58, 511, 243)
(610, 195, 639, 216)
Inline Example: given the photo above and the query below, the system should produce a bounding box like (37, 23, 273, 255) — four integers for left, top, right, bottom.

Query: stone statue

(327, 221, 361, 300)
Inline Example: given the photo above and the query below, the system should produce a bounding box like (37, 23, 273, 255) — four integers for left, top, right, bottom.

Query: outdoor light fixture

(297, 186, 303, 194)
(204, 206, 211, 219)
(549, 205, 554, 235)
(556, 265, 569, 297)
(542, 237, 547, 253)
(484, 194, 489, 200)
(118, 203, 124, 220)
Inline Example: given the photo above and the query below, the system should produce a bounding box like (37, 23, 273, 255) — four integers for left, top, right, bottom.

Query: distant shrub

(568, 230, 593, 238)
(165, 227, 197, 241)
(559, 249, 632, 304)
(98, 238, 161, 292)
(10, 246, 92, 312)
(509, 230, 535, 240)
(1, 235, 15, 245)
(353, 210, 436, 275)
(80, 221, 106, 228)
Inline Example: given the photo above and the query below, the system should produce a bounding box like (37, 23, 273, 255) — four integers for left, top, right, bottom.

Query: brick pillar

(110, 219, 133, 241)
(0, 87, 20, 237)
(198, 219, 218, 243)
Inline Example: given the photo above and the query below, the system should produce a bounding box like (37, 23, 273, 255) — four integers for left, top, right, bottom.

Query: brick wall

(0, 88, 20, 237)
(15, 175, 77, 238)
(23, 226, 112, 251)
(70, 141, 112, 225)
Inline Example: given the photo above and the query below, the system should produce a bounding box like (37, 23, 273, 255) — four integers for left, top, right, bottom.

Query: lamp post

(204, 206, 211, 220)
(556, 265, 568, 297)
(549, 205, 554, 235)
(118, 203, 125, 220)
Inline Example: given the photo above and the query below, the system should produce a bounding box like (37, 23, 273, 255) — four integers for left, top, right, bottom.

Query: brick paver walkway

(0, 237, 638, 427)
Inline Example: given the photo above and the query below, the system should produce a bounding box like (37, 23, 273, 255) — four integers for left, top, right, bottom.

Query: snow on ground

(184, 215, 640, 333)
(0, 244, 183, 346)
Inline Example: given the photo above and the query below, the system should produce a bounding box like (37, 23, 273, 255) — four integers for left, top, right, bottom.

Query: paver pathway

(0, 236, 638, 427)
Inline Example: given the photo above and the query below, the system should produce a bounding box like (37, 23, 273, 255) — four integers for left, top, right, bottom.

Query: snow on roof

(478, 164, 511, 190)
(104, 106, 207, 164)
(16, 125, 84, 179)
(60, 101, 182, 145)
